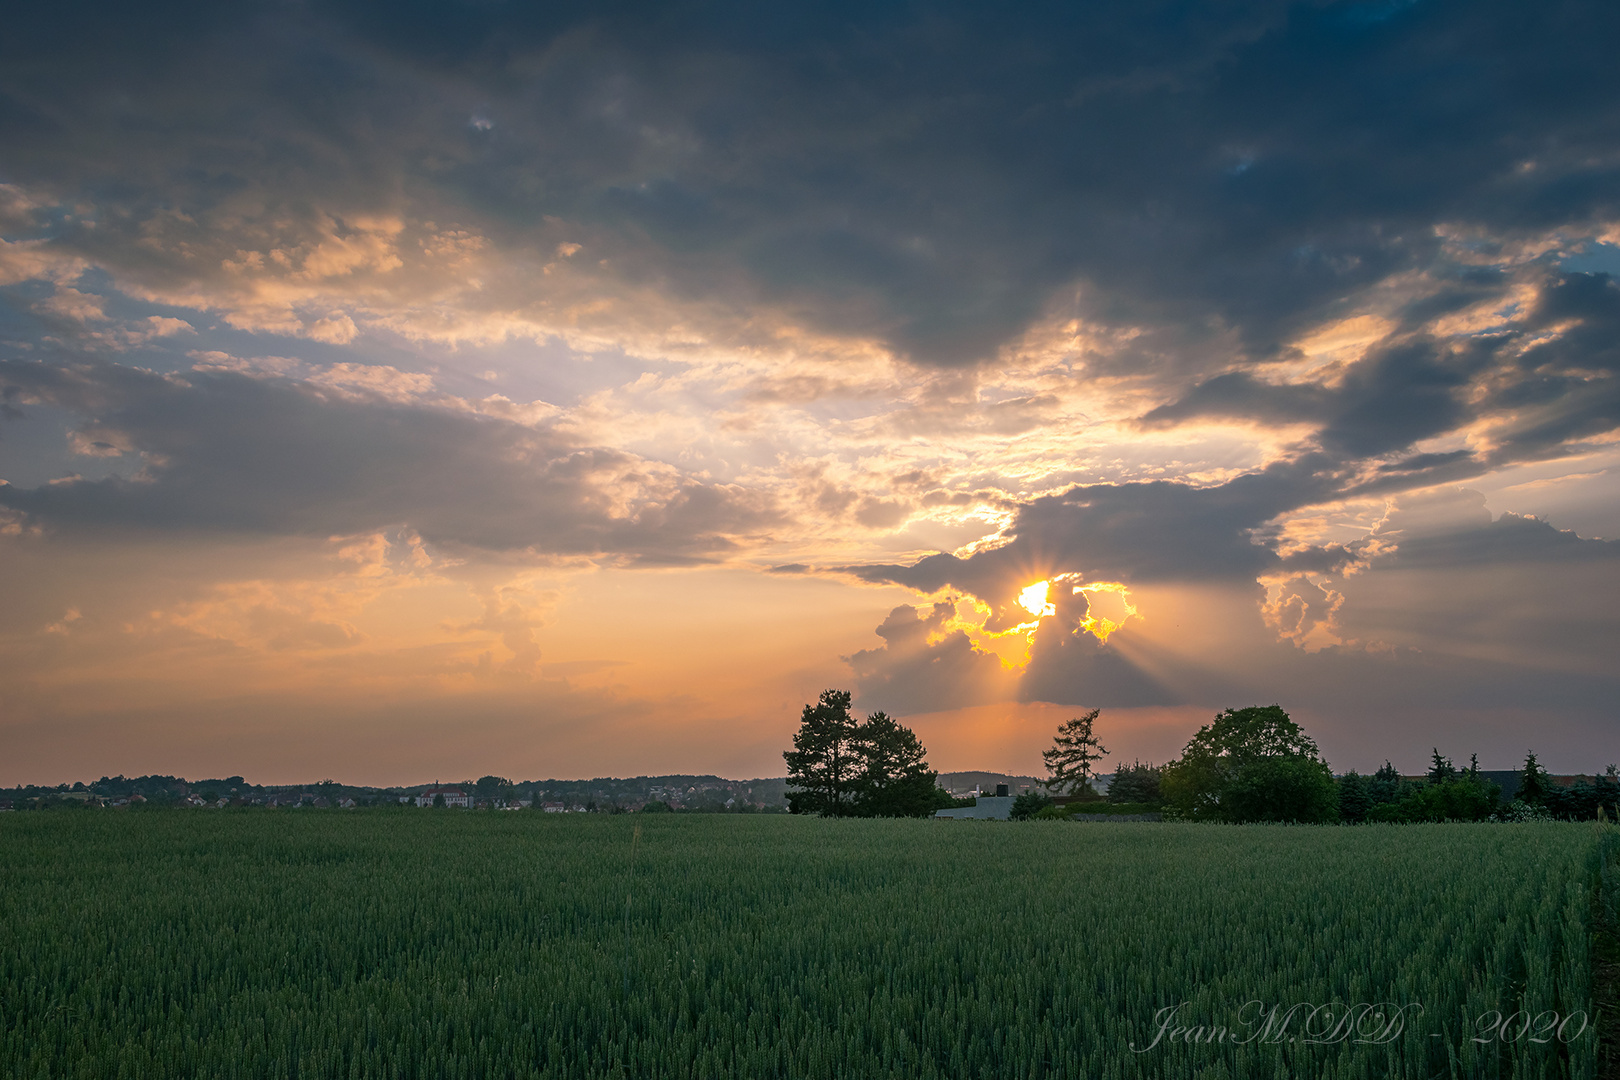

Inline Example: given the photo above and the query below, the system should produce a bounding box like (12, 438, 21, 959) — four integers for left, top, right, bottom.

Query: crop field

(1, 813, 1615, 1080)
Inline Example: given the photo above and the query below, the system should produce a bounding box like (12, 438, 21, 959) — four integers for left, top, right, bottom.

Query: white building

(416, 786, 471, 807)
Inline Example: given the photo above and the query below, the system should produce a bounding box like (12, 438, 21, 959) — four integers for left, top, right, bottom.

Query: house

(936, 783, 1016, 821)
(416, 786, 471, 807)
(541, 801, 565, 812)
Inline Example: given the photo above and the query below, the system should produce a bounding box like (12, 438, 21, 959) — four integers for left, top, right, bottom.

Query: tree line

(1020, 705, 1620, 824)
(785, 692, 1620, 824)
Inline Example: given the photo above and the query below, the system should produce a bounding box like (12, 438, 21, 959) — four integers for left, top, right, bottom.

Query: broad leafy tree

(1042, 709, 1108, 796)
(1159, 704, 1338, 823)
(1368, 774, 1500, 822)
(476, 775, 513, 798)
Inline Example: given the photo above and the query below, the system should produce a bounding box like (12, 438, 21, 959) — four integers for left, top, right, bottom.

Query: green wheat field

(2, 813, 1615, 1079)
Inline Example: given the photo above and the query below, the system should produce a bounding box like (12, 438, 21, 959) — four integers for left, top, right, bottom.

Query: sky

(2, 0, 1618, 785)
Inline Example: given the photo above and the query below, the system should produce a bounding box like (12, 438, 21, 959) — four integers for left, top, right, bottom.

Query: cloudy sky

(3, 0, 1618, 785)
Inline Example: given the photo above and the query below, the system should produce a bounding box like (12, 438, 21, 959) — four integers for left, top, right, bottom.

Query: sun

(1017, 580, 1055, 619)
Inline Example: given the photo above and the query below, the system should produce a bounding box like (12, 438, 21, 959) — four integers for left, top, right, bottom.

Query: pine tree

(1426, 749, 1455, 784)
(1518, 751, 1549, 806)
(1369, 761, 1402, 805)
(1338, 771, 1372, 823)
(1043, 709, 1108, 796)
(784, 690, 863, 816)
(853, 711, 942, 818)
(1106, 761, 1162, 804)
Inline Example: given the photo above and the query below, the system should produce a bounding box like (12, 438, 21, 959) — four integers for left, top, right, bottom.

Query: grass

(1, 810, 1612, 1079)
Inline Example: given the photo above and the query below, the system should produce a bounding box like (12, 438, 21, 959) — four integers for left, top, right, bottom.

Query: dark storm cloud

(1016, 575, 1177, 708)
(1310, 490, 1620, 678)
(1141, 333, 1497, 456)
(1368, 489, 1620, 570)
(844, 455, 1340, 617)
(846, 491, 1620, 716)
(847, 593, 1177, 714)
(0, 361, 774, 559)
(4, 0, 1620, 608)
(845, 602, 1010, 715)
(1017, 634, 1180, 709)
(1009, 494, 1620, 713)
(4, 0, 1620, 376)
(1139, 270, 1620, 469)
(1137, 373, 1335, 429)
(1480, 272, 1620, 461)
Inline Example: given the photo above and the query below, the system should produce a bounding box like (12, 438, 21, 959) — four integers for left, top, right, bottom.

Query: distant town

(0, 771, 1048, 813)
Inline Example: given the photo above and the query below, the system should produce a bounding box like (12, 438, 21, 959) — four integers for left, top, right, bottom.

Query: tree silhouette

(785, 691, 946, 817)
(854, 711, 941, 817)
(1518, 751, 1549, 805)
(784, 690, 863, 816)
(1338, 771, 1372, 823)
(1043, 709, 1108, 796)
(1426, 749, 1456, 783)
(1159, 704, 1337, 823)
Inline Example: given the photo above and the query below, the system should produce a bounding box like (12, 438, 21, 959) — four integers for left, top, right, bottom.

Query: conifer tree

(1043, 709, 1108, 796)
(1518, 751, 1549, 805)
(783, 690, 862, 816)
(1426, 749, 1456, 783)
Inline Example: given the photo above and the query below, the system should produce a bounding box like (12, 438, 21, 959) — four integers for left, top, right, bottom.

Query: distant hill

(8, 770, 1125, 808)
